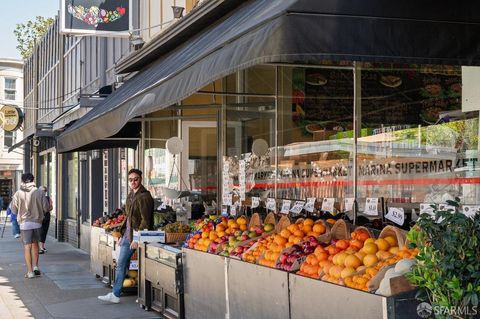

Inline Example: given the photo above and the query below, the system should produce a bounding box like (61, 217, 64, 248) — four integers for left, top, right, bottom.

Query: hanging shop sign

(60, 0, 131, 36)
(0, 105, 23, 132)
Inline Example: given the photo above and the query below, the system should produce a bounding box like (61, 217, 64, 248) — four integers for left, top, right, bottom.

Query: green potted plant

(406, 199, 480, 319)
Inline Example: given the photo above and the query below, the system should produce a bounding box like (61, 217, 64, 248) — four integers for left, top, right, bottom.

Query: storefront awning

(57, 0, 480, 153)
(8, 134, 32, 153)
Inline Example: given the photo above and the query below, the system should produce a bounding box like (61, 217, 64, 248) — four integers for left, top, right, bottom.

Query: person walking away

(11, 173, 50, 279)
(7, 203, 20, 238)
(98, 168, 153, 303)
(39, 186, 53, 254)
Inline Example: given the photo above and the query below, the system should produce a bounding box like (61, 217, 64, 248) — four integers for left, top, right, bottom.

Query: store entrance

(181, 121, 218, 217)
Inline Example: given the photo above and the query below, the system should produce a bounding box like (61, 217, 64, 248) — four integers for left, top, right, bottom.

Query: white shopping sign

(385, 207, 405, 226)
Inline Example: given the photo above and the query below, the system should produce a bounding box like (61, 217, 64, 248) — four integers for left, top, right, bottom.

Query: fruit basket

(329, 219, 351, 241)
(378, 225, 406, 248)
(166, 232, 189, 243)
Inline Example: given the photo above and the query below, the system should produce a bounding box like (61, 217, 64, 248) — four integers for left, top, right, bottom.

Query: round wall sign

(0, 105, 23, 132)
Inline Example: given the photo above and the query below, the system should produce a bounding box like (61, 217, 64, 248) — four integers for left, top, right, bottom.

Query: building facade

(0, 58, 23, 208)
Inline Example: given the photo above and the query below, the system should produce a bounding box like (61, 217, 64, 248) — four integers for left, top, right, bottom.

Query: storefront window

(49, 152, 56, 216)
(66, 152, 78, 219)
(223, 65, 276, 206)
(357, 63, 479, 205)
(144, 111, 178, 198)
(277, 65, 355, 204)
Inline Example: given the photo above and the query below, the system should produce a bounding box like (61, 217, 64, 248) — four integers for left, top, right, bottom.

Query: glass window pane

(357, 63, 478, 207)
(278, 65, 354, 204)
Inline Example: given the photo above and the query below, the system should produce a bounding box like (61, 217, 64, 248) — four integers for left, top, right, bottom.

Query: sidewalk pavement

(0, 223, 159, 319)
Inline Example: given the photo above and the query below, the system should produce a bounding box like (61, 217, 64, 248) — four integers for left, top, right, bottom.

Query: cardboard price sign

(344, 198, 355, 212)
(420, 203, 435, 216)
(304, 198, 316, 213)
(290, 201, 305, 215)
(364, 198, 379, 216)
(251, 197, 260, 209)
(462, 205, 480, 219)
(266, 198, 276, 211)
(385, 207, 405, 225)
(321, 198, 335, 212)
(280, 200, 291, 214)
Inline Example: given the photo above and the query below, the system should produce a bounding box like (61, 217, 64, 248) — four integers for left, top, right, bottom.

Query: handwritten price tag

(280, 200, 291, 214)
(385, 207, 405, 225)
(290, 201, 305, 215)
(304, 197, 316, 213)
(420, 203, 435, 216)
(321, 198, 335, 212)
(462, 205, 480, 219)
(438, 204, 456, 212)
(344, 198, 355, 212)
(266, 198, 276, 211)
(251, 197, 260, 209)
(230, 204, 237, 216)
(364, 198, 379, 216)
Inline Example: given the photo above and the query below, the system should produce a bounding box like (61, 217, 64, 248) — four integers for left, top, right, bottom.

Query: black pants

(40, 212, 51, 243)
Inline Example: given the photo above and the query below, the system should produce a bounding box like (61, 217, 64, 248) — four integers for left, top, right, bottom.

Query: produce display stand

(183, 248, 226, 319)
(289, 273, 419, 319)
(98, 232, 112, 285)
(90, 226, 104, 278)
(181, 245, 421, 319)
(141, 242, 184, 318)
(228, 258, 289, 319)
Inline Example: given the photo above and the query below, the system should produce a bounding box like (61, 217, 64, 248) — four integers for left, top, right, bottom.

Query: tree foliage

(14, 16, 54, 60)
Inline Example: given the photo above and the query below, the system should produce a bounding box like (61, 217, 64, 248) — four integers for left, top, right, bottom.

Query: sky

(0, 1, 60, 59)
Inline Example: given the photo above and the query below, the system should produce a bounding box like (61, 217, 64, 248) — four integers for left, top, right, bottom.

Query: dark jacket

(123, 185, 154, 241)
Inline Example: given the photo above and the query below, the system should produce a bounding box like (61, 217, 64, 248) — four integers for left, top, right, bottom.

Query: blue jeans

(112, 238, 135, 297)
(11, 215, 20, 236)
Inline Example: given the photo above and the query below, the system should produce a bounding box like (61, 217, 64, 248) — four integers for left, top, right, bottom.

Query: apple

(248, 231, 257, 239)
(263, 223, 274, 232)
(240, 235, 249, 241)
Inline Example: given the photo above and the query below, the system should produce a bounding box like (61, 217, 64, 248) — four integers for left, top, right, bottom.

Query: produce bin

(98, 232, 111, 285)
(142, 242, 184, 319)
(289, 273, 420, 319)
(183, 248, 226, 319)
(90, 226, 104, 278)
(228, 258, 289, 319)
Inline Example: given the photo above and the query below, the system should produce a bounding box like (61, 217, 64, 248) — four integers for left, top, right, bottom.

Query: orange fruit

(362, 243, 378, 255)
(312, 223, 326, 234)
(304, 218, 314, 226)
(350, 239, 363, 250)
(306, 254, 319, 266)
(280, 229, 292, 239)
(357, 232, 371, 242)
(389, 246, 400, 255)
(287, 224, 299, 233)
(383, 236, 398, 247)
(239, 224, 247, 231)
(344, 255, 362, 269)
(274, 235, 287, 246)
(341, 267, 356, 279)
(237, 217, 247, 225)
(293, 230, 305, 238)
(303, 225, 313, 233)
(333, 252, 348, 266)
(354, 251, 366, 261)
(363, 254, 379, 267)
(216, 224, 225, 232)
(328, 246, 341, 255)
(335, 240, 350, 250)
(316, 252, 329, 261)
(326, 218, 336, 224)
(364, 238, 375, 245)
(375, 238, 390, 251)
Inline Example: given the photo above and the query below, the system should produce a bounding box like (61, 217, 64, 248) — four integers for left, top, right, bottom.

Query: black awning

(8, 134, 32, 153)
(57, 0, 480, 153)
(59, 121, 140, 152)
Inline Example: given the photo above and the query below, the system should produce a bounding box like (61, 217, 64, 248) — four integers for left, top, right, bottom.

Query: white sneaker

(98, 292, 120, 304)
(14, 234, 20, 238)
(25, 272, 35, 279)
